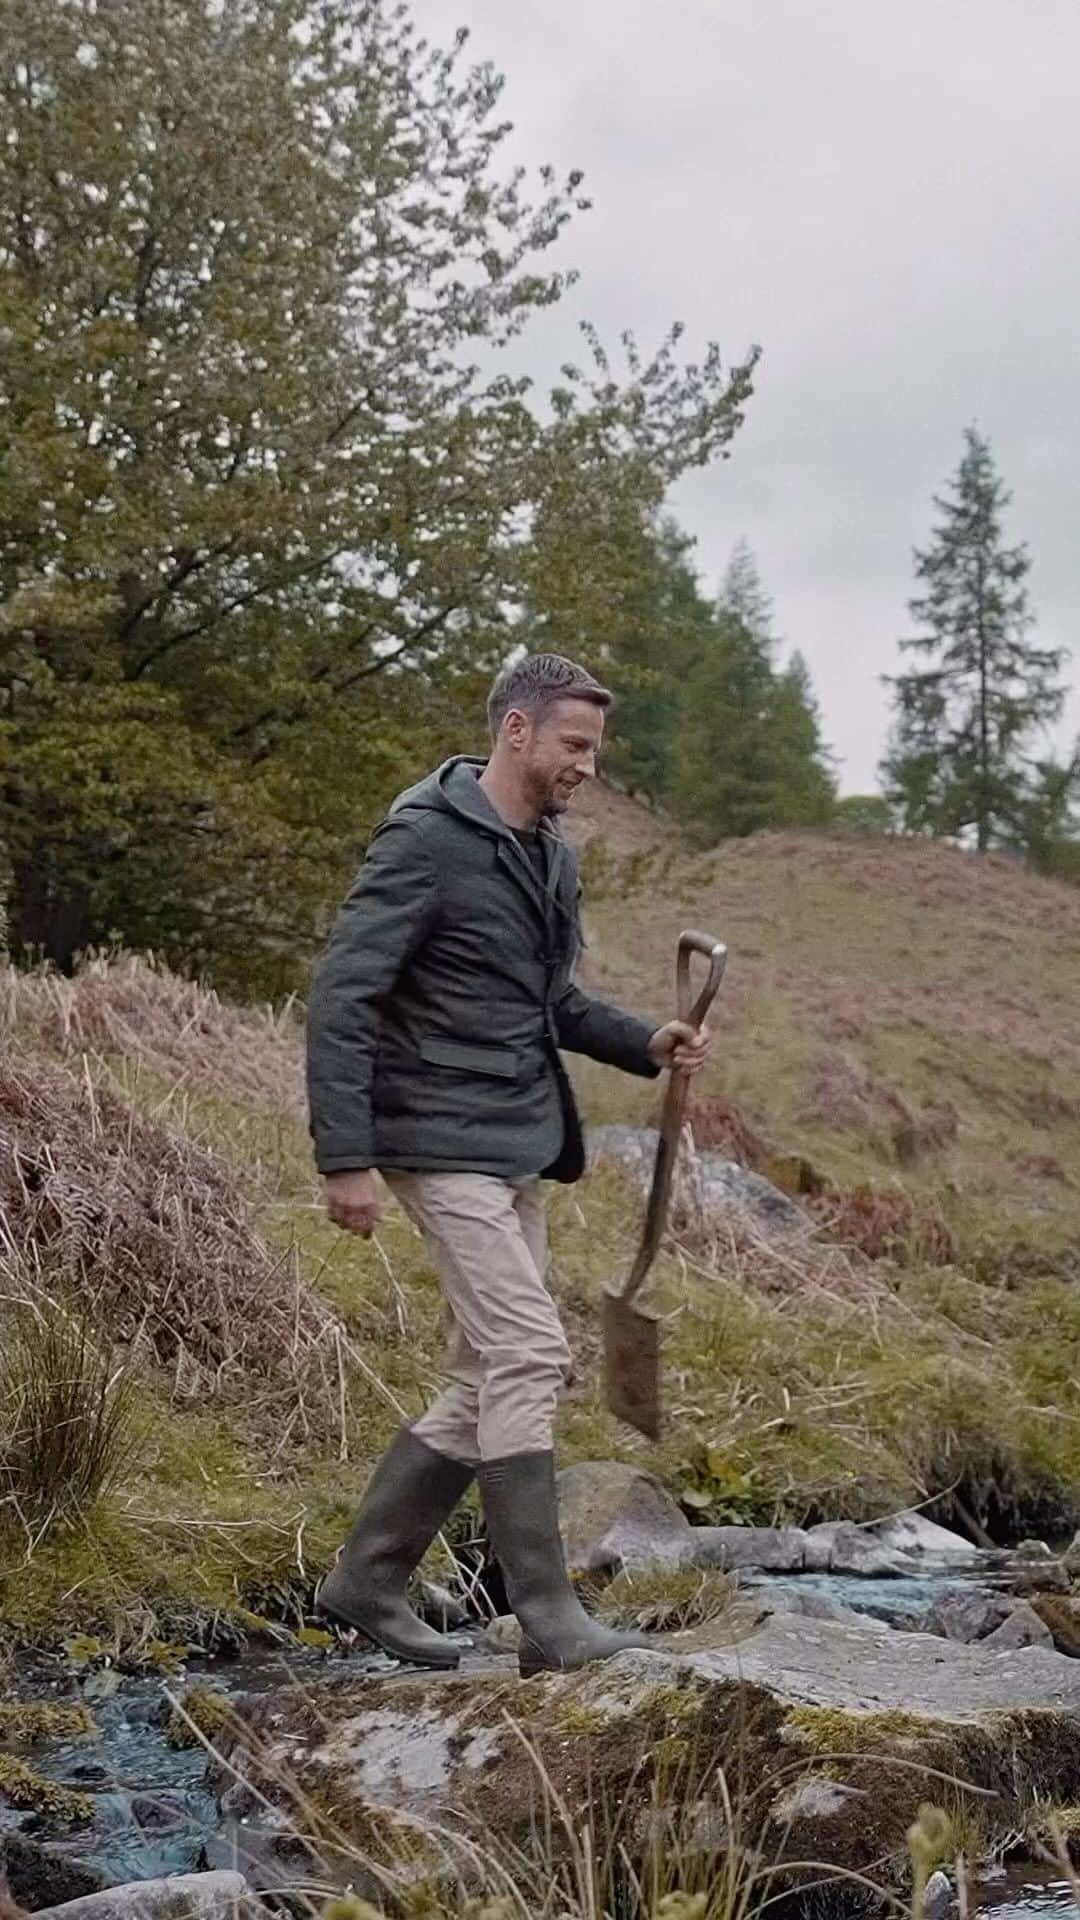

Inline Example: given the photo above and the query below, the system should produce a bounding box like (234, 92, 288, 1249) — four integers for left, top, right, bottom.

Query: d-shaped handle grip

(677, 929, 728, 1028)
(620, 928, 728, 1307)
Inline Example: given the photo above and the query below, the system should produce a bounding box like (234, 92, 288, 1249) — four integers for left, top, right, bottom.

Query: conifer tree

(882, 429, 1071, 851)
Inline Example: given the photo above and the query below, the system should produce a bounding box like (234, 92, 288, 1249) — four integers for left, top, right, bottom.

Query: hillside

(2, 816, 1080, 1651)
(575, 812, 1080, 1262)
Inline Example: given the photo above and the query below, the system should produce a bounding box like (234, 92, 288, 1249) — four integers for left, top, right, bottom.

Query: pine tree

(719, 537, 774, 647)
(881, 429, 1071, 851)
(668, 550, 834, 842)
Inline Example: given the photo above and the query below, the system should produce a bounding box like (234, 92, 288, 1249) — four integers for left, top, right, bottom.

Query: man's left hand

(647, 1020, 712, 1075)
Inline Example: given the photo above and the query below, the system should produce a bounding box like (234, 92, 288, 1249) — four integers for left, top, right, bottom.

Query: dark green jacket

(306, 758, 659, 1182)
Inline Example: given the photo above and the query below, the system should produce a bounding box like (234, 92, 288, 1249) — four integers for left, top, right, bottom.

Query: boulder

(1061, 1529, 1080, 1578)
(693, 1518, 922, 1578)
(693, 1526, 810, 1573)
(215, 1608, 1080, 1895)
(1031, 1594, 1080, 1657)
(923, 1587, 1012, 1644)
(865, 1513, 978, 1565)
(586, 1127, 813, 1245)
(33, 1872, 266, 1920)
(556, 1460, 696, 1575)
(753, 1583, 869, 1628)
(804, 1521, 917, 1577)
(696, 1155, 813, 1242)
(0, 1839, 110, 1916)
(982, 1602, 1054, 1652)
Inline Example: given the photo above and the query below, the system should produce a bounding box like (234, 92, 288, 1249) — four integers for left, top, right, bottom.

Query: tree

(719, 537, 774, 646)
(0, 0, 757, 993)
(759, 652, 836, 827)
(664, 551, 835, 842)
(881, 429, 1074, 851)
(833, 794, 896, 836)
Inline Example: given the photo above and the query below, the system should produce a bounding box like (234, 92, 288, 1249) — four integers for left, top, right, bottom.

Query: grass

(1, 828, 1080, 1647)
(0, 1296, 140, 1534)
(590, 1567, 736, 1632)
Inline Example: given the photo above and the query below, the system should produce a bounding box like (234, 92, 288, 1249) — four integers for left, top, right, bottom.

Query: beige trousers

(383, 1171, 572, 1463)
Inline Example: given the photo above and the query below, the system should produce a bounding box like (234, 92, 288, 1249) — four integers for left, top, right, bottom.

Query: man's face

(516, 696, 605, 816)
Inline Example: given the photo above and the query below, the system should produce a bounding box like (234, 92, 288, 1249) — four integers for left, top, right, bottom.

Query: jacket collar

(391, 756, 573, 931)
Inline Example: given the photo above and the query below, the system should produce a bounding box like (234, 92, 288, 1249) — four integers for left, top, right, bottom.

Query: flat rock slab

(216, 1607, 1080, 1896)
(33, 1871, 267, 1920)
(683, 1609, 1080, 1713)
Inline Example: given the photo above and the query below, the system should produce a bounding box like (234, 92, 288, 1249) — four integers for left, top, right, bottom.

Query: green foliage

(833, 793, 896, 835)
(882, 427, 1078, 854)
(563, 527, 835, 840)
(0, 0, 755, 996)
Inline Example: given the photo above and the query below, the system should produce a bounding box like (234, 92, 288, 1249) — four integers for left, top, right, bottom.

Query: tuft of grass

(0, 1300, 140, 1536)
(592, 1568, 735, 1633)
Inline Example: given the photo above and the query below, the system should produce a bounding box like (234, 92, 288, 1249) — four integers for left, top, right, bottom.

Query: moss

(0, 1702, 94, 1744)
(785, 1706, 941, 1755)
(0, 1754, 93, 1823)
(165, 1684, 234, 1751)
(550, 1702, 614, 1737)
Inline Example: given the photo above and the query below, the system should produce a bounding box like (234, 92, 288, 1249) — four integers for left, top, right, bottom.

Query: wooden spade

(603, 928, 728, 1440)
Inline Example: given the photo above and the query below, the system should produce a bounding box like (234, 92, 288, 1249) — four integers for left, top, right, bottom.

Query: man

(306, 652, 710, 1675)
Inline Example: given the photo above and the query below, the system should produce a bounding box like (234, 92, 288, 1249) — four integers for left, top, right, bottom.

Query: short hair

(487, 652, 612, 737)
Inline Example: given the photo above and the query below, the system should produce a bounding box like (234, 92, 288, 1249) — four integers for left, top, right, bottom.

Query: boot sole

(316, 1590, 463, 1671)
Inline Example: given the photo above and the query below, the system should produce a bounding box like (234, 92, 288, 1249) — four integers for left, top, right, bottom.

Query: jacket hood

(390, 757, 529, 840)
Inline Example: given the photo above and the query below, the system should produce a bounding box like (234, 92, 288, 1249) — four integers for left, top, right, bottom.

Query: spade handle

(619, 930, 727, 1306)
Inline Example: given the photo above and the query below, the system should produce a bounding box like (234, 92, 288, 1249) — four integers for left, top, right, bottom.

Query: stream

(3, 1567, 1076, 1915)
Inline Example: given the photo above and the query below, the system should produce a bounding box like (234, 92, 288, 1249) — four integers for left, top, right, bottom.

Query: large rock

(867, 1513, 978, 1565)
(0, 1838, 110, 1916)
(982, 1602, 1054, 1652)
(692, 1519, 918, 1577)
(753, 1582, 869, 1628)
(804, 1521, 918, 1577)
(586, 1127, 812, 1245)
(693, 1526, 810, 1573)
(1031, 1594, 1080, 1657)
(215, 1608, 1080, 1898)
(923, 1587, 1013, 1644)
(33, 1872, 264, 1920)
(556, 1460, 696, 1574)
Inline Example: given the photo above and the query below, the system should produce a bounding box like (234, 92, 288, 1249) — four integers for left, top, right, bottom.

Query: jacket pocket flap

(418, 1038, 522, 1080)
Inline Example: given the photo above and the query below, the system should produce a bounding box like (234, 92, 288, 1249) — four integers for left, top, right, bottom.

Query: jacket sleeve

(306, 818, 440, 1174)
(553, 981, 661, 1078)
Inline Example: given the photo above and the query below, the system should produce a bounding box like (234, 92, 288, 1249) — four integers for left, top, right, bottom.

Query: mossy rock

(0, 1755, 93, 1824)
(165, 1683, 235, 1751)
(211, 1609, 1080, 1899)
(0, 1703, 94, 1746)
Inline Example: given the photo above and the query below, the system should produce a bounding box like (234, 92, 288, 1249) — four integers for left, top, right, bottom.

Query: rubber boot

(315, 1427, 475, 1668)
(478, 1451, 657, 1676)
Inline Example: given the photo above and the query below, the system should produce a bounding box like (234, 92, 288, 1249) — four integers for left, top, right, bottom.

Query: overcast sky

(410, 0, 1079, 794)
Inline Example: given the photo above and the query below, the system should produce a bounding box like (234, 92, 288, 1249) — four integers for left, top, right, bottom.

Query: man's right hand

(325, 1168, 381, 1237)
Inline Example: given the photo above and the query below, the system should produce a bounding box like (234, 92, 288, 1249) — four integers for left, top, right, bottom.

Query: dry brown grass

(0, 1059, 333, 1382)
(1, 954, 304, 1112)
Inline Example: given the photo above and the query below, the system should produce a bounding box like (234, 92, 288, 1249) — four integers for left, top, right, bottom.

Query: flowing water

(5, 1567, 1074, 1913)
